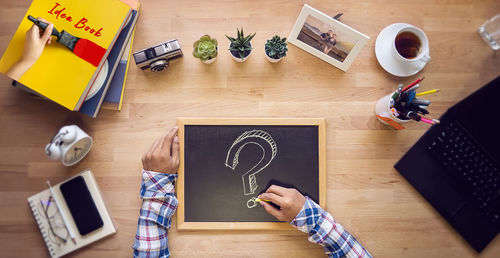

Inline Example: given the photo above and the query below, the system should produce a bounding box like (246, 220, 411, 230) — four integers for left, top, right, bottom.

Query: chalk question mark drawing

(225, 130, 277, 208)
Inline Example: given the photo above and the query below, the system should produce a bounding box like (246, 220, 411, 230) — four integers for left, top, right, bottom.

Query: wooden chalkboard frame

(176, 118, 326, 230)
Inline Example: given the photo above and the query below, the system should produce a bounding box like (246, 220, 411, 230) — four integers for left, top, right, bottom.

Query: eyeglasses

(37, 196, 69, 246)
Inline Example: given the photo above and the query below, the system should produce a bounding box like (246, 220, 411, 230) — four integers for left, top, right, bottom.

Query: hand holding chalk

(142, 127, 180, 174)
(258, 185, 306, 222)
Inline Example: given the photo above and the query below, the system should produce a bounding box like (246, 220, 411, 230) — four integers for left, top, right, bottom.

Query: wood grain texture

(1, 0, 500, 257)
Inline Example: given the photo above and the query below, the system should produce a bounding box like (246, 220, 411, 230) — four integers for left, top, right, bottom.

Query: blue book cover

(104, 61, 126, 103)
(103, 26, 134, 109)
(79, 9, 137, 117)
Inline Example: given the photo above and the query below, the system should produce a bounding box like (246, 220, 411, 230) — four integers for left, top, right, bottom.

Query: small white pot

(199, 46, 217, 64)
(202, 57, 216, 64)
(265, 52, 283, 63)
(230, 42, 252, 62)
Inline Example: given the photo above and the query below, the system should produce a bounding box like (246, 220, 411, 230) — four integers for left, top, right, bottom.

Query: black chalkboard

(183, 125, 320, 222)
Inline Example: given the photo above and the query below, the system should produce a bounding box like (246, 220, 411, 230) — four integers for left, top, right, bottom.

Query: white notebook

(27, 170, 116, 258)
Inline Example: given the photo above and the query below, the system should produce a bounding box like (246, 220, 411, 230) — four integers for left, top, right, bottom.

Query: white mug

(392, 25, 431, 65)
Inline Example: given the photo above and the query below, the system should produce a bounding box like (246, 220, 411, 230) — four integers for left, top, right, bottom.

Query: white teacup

(391, 25, 430, 65)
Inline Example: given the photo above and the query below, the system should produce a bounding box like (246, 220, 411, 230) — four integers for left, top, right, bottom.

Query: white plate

(375, 23, 428, 77)
(85, 60, 108, 101)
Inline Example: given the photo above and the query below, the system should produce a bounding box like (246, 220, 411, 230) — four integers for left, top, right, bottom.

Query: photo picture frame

(288, 4, 370, 71)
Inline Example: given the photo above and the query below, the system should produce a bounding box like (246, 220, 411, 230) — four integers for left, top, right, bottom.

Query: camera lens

(150, 59, 169, 72)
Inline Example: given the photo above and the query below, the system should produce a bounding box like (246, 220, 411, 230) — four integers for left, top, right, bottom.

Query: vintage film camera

(133, 39, 183, 72)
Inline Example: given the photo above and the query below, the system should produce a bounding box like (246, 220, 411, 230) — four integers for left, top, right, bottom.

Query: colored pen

(398, 108, 418, 120)
(402, 77, 425, 93)
(391, 90, 400, 101)
(412, 99, 431, 106)
(413, 106, 429, 115)
(392, 84, 404, 101)
(416, 89, 439, 97)
(392, 85, 402, 100)
(420, 117, 435, 125)
(405, 111, 421, 121)
(405, 83, 420, 93)
(46, 181, 77, 244)
(391, 84, 403, 101)
(404, 91, 417, 107)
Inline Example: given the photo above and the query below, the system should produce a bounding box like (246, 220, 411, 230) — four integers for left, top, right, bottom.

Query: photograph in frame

(288, 4, 370, 71)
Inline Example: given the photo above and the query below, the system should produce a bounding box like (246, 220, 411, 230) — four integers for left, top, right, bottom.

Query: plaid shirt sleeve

(290, 197, 372, 258)
(132, 170, 178, 258)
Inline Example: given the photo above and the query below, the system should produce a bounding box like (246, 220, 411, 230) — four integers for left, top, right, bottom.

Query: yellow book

(0, 0, 131, 110)
(119, 25, 136, 111)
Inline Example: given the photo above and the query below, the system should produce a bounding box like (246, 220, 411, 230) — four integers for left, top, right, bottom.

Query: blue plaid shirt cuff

(290, 197, 372, 258)
(133, 170, 178, 258)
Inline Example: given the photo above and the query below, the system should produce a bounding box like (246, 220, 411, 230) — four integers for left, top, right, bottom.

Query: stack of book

(0, 0, 139, 117)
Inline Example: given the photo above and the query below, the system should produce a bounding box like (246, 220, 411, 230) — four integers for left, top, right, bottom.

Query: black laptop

(395, 76, 500, 252)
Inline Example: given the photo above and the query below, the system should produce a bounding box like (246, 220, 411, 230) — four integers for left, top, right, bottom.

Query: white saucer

(375, 23, 427, 77)
(85, 60, 108, 101)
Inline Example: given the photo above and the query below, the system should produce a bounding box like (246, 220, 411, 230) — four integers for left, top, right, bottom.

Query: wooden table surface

(1, 0, 500, 257)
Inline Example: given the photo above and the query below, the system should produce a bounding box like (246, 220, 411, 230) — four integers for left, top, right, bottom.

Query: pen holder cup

(375, 93, 410, 129)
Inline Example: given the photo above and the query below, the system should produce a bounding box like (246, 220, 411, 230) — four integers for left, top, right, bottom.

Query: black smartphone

(60, 176, 103, 236)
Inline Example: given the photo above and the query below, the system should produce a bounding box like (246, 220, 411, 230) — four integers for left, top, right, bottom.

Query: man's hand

(142, 127, 180, 174)
(258, 185, 306, 222)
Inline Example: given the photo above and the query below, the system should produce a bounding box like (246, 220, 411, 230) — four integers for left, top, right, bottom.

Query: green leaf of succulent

(225, 35, 236, 42)
(193, 40, 201, 48)
(193, 35, 218, 60)
(193, 50, 201, 58)
(264, 35, 288, 59)
(227, 28, 256, 58)
(200, 35, 211, 41)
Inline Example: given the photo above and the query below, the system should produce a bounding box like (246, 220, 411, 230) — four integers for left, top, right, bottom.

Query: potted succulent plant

(265, 35, 288, 63)
(226, 28, 256, 62)
(193, 35, 218, 64)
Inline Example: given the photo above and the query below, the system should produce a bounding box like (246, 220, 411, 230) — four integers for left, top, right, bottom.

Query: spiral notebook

(27, 170, 116, 258)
